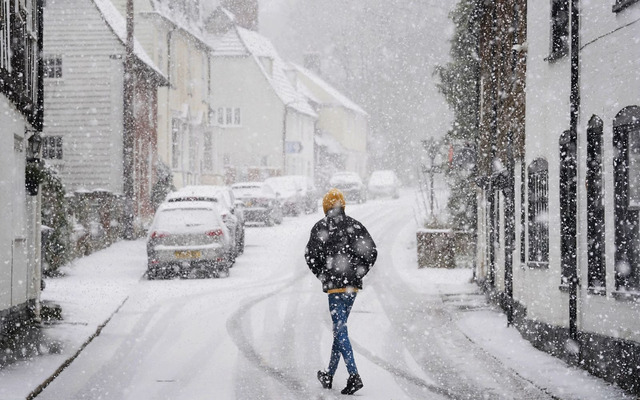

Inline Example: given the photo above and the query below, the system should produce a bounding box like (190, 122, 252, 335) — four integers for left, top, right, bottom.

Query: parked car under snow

(329, 171, 367, 203)
(231, 182, 283, 226)
(146, 201, 233, 279)
(368, 170, 400, 199)
(264, 176, 305, 216)
(165, 185, 245, 260)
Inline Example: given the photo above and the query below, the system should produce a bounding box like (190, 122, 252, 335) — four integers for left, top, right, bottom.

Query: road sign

(285, 141, 303, 154)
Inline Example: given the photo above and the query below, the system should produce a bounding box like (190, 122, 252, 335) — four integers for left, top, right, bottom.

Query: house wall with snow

(43, 0, 127, 193)
(210, 55, 285, 176)
(517, 0, 572, 328)
(0, 0, 43, 329)
(576, 3, 640, 343)
(43, 0, 165, 228)
(473, 0, 640, 394)
(284, 109, 315, 178)
(0, 99, 36, 320)
(206, 24, 316, 183)
(294, 67, 369, 180)
(111, 0, 223, 189)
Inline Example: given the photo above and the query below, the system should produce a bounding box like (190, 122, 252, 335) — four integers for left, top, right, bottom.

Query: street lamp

(26, 130, 43, 196)
(27, 130, 43, 162)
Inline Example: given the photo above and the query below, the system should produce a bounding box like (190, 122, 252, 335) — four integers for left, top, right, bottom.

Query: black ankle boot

(341, 374, 363, 395)
(317, 370, 333, 389)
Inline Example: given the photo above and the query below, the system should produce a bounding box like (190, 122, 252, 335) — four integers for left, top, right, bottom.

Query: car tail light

(255, 198, 269, 207)
(206, 229, 224, 237)
(151, 231, 169, 239)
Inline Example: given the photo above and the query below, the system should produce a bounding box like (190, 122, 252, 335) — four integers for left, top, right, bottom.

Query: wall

(0, 96, 32, 313)
(520, 0, 572, 327)
(578, 2, 640, 343)
(211, 55, 284, 175)
(44, 0, 125, 193)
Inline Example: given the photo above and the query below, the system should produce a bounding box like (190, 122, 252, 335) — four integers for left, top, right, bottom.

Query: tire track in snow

(364, 195, 555, 399)
(226, 198, 460, 399)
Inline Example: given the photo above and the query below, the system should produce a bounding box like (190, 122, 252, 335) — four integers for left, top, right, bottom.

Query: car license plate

(175, 250, 201, 259)
(245, 201, 252, 207)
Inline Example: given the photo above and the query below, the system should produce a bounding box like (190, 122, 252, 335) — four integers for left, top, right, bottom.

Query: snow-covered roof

(209, 26, 317, 118)
(293, 64, 367, 115)
(209, 28, 248, 56)
(146, 0, 210, 48)
(92, 0, 167, 83)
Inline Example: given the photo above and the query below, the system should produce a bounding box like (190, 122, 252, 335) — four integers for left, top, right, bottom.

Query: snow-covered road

(0, 190, 630, 399)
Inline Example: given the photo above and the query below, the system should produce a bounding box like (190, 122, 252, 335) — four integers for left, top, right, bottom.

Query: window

(217, 107, 242, 127)
(559, 130, 577, 284)
(188, 131, 196, 172)
(43, 55, 62, 78)
(613, 0, 639, 13)
(226, 108, 232, 125)
(1, 0, 10, 71)
(203, 132, 213, 171)
(42, 136, 63, 160)
(613, 106, 640, 293)
(549, 0, 569, 60)
(171, 119, 181, 168)
(528, 158, 549, 266)
(586, 116, 606, 292)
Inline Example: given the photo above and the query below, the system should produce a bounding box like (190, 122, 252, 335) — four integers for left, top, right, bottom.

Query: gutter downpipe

(568, 0, 581, 343)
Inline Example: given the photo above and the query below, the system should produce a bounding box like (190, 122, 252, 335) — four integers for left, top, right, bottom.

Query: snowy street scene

(0, 194, 632, 399)
(2, 0, 640, 399)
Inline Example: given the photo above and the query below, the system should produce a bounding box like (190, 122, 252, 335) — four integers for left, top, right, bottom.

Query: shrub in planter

(41, 167, 71, 275)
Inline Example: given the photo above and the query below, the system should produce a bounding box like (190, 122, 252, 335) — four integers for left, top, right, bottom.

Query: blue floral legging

(327, 292, 358, 376)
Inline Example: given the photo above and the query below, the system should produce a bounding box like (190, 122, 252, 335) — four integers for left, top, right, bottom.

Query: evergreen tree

(435, 0, 480, 232)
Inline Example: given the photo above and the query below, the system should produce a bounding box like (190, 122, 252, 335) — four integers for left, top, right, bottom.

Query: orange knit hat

(322, 188, 346, 214)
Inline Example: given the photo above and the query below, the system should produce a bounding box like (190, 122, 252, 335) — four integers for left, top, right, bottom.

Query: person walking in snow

(305, 188, 378, 395)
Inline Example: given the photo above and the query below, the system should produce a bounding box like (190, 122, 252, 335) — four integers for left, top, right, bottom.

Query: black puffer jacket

(305, 208, 377, 292)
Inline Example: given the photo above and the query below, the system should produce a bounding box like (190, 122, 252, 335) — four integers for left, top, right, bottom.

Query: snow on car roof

(231, 182, 263, 188)
(166, 185, 224, 201)
(158, 201, 220, 211)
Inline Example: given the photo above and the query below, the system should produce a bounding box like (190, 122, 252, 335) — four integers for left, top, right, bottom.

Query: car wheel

(238, 233, 245, 254)
(218, 263, 230, 278)
(265, 214, 274, 226)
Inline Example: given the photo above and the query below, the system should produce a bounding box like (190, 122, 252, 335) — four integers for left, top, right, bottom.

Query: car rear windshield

(235, 185, 274, 197)
(155, 208, 220, 230)
(331, 174, 361, 184)
(265, 178, 297, 191)
(370, 172, 395, 184)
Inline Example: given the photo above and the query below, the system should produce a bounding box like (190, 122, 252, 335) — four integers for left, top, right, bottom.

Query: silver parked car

(289, 175, 318, 213)
(231, 182, 283, 226)
(264, 176, 305, 216)
(368, 170, 400, 199)
(329, 171, 367, 203)
(146, 201, 233, 279)
(165, 185, 245, 259)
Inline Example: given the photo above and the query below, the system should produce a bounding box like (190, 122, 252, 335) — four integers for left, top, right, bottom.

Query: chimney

(304, 52, 321, 75)
(222, 0, 259, 31)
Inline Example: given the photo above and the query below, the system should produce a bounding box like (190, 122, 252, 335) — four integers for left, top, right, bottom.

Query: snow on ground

(390, 213, 629, 400)
(0, 189, 631, 399)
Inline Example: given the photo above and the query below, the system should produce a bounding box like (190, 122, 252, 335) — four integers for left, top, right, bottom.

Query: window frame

(217, 107, 242, 127)
(527, 158, 550, 268)
(586, 116, 606, 293)
(548, 0, 569, 62)
(42, 135, 63, 160)
(43, 54, 62, 79)
(613, 106, 640, 295)
(612, 0, 639, 12)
